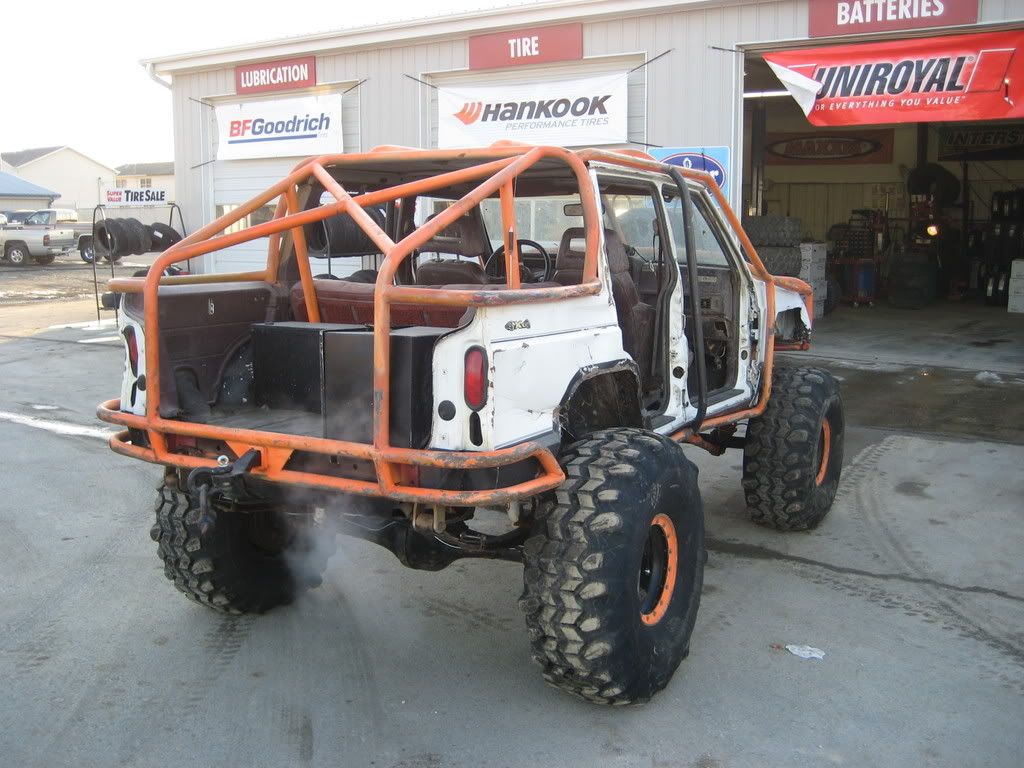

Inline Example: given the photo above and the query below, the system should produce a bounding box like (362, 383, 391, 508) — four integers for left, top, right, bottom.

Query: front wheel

(742, 365, 844, 530)
(150, 474, 335, 613)
(520, 428, 704, 704)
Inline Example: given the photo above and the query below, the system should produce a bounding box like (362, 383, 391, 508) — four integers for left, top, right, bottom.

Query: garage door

(425, 56, 647, 149)
(209, 88, 361, 274)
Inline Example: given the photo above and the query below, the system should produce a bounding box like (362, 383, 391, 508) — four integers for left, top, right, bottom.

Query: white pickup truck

(0, 213, 75, 265)
(17, 209, 95, 263)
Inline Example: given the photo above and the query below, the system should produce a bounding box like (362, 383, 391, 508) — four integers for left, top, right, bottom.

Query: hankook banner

(764, 30, 1024, 127)
(437, 72, 628, 148)
(215, 94, 343, 160)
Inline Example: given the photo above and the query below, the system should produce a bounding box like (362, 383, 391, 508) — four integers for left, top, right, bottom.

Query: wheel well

(556, 365, 643, 444)
(5, 240, 27, 252)
(774, 307, 808, 344)
(78, 235, 92, 248)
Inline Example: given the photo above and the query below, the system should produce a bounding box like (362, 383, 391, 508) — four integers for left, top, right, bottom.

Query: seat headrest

(556, 227, 587, 272)
(556, 227, 630, 275)
(415, 259, 488, 286)
(419, 212, 488, 258)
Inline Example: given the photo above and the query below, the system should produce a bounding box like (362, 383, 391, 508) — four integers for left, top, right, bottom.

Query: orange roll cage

(96, 144, 811, 505)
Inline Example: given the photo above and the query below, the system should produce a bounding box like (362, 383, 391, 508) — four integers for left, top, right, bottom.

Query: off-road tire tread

(742, 365, 843, 531)
(520, 428, 703, 705)
(150, 482, 331, 614)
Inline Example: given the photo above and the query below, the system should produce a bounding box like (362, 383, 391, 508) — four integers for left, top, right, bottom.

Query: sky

(0, 0, 540, 169)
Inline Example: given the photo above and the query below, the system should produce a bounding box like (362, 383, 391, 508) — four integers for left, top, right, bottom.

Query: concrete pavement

(0, 307, 1021, 768)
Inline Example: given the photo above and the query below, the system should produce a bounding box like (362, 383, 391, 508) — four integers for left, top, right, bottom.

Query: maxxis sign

(215, 94, 343, 160)
(765, 30, 1024, 127)
(437, 72, 628, 148)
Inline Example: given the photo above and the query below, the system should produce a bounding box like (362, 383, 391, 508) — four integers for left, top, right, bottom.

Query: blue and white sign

(649, 146, 731, 200)
(216, 94, 343, 160)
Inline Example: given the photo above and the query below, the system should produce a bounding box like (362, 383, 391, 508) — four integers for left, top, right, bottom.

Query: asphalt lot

(0, 277, 1022, 767)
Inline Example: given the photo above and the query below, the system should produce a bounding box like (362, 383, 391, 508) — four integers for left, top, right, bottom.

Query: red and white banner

(808, 0, 977, 38)
(765, 30, 1024, 126)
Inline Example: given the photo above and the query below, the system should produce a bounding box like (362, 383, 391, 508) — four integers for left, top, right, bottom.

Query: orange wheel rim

(640, 513, 678, 626)
(815, 417, 832, 487)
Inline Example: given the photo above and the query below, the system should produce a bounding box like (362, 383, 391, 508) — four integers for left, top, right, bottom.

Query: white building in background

(0, 146, 116, 218)
(115, 162, 176, 199)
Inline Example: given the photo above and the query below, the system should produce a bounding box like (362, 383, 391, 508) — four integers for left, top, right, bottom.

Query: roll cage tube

(667, 167, 708, 433)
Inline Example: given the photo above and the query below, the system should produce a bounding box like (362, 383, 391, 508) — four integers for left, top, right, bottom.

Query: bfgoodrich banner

(216, 94, 343, 160)
(438, 72, 628, 148)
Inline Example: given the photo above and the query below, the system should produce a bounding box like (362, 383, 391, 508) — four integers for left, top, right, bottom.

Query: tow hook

(186, 449, 262, 534)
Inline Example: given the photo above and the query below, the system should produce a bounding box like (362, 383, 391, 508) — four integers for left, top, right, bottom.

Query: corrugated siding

(169, 0, 1022, 271)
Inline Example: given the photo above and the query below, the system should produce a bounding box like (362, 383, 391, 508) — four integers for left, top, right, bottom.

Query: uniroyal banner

(437, 72, 628, 148)
(215, 94, 343, 160)
(765, 129, 894, 164)
(808, 0, 977, 38)
(764, 30, 1024, 127)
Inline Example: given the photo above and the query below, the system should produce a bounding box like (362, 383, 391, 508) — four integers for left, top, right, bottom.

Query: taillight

(124, 327, 139, 375)
(464, 346, 488, 410)
(43, 234, 50, 246)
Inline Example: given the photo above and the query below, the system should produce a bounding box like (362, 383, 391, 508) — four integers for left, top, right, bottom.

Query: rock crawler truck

(98, 144, 844, 704)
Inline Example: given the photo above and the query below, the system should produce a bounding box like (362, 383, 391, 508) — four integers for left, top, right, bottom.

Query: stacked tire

(742, 215, 802, 277)
(92, 219, 183, 262)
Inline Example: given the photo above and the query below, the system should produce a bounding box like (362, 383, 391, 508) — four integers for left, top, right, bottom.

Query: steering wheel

(484, 239, 553, 283)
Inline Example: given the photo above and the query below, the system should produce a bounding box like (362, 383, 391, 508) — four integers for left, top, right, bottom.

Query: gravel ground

(0, 252, 158, 305)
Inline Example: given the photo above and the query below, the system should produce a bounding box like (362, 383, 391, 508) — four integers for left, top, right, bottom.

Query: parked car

(21, 208, 95, 262)
(0, 223, 74, 265)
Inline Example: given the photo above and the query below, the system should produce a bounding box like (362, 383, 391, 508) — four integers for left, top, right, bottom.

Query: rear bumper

(97, 399, 564, 506)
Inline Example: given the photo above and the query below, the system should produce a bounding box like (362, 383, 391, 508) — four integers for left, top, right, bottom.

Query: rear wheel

(5, 243, 31, 266)
(80, 238, 95, 263)
(742, 365, 844, 531)
(520, 428, 704, 704)
(34, 252, 56, 265)
(150, 474, 334, 613)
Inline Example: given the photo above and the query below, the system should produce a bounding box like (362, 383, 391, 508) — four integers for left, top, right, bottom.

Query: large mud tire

(520, 428, 704, 704)
(743, 365, 844, 531)
(150, 477, 333, 614)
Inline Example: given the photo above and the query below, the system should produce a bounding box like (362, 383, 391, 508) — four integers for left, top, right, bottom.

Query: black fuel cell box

(251, 322, 442, 448)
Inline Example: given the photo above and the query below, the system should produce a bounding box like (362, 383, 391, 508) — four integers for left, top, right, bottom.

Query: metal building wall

(167, 0, 1021, 259)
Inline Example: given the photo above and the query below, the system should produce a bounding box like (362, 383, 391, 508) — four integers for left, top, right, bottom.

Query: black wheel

(34, 252, 56, 265)
(148, 222, 182, 252)
(743, 365, 844, 531)
(4, 242, 31, 266)
(80, 237, 95, 263)
(520, 428, 704, 704)
(124, 218, 152, 255)
(150, 475, 334, 614)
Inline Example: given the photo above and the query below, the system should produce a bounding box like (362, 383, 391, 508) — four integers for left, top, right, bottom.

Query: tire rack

(89, 203, 187, 323)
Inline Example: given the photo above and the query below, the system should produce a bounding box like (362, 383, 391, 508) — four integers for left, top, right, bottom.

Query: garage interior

(740, 49, 1024, 367)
